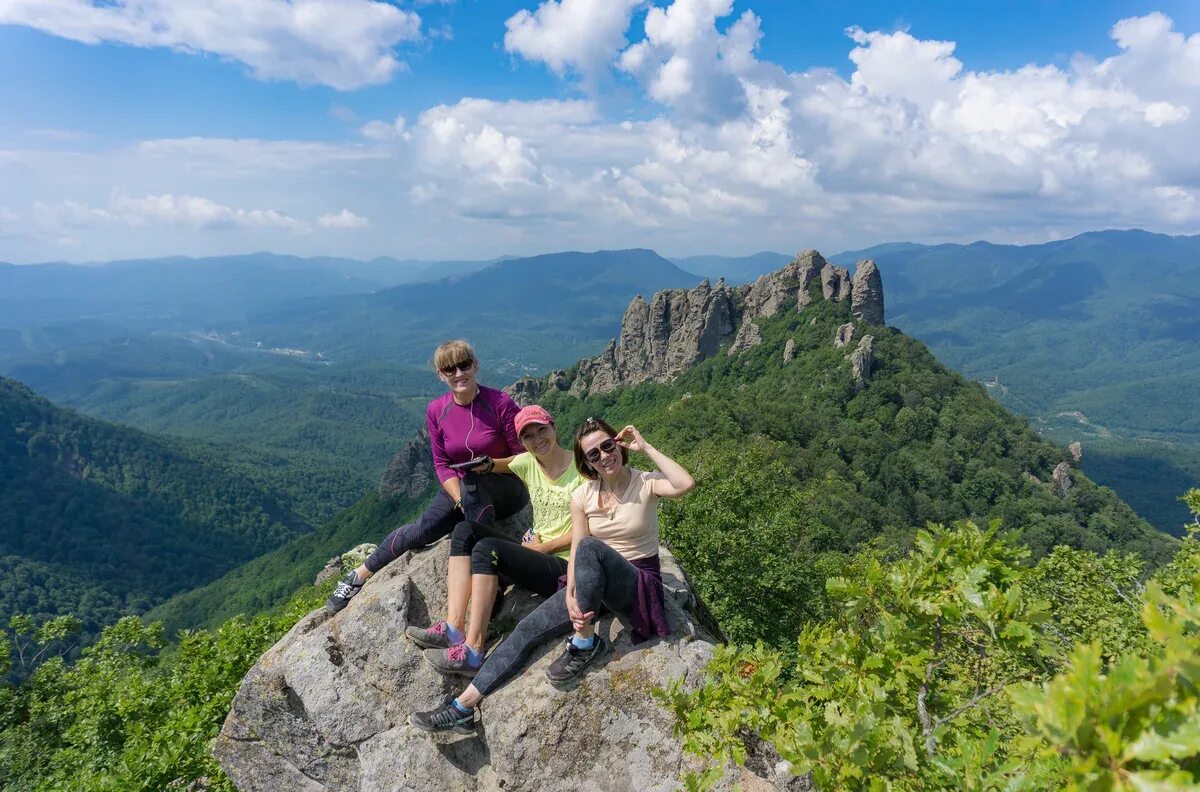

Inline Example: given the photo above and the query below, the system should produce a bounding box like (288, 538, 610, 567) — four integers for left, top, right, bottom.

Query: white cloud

(113, 193, 306, 230)
(0, 207, 19, 238)
(504, 0, 641, 86)
(3, 8, 1199, 262)
(317, 209, 370, 229)
(361, 115, 410, 141)
(0, 0, 422, 89)
(618, 0, 770, 120)
(33, 193, 307, 233)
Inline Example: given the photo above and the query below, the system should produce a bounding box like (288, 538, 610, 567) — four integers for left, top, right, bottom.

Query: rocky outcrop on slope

(213, 540, 775, 792)
(834, 322, 855, 349)
(378, 428, 435, 500)
(563, 251, 884, 397)
(848, 335, 875, 391)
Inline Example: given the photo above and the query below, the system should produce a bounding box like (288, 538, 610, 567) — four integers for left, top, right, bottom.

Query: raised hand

(616, 425, 647, 453)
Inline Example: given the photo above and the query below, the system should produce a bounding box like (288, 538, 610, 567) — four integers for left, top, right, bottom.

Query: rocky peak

(850, 259, 884, 326)
(565, 250, 885, 397)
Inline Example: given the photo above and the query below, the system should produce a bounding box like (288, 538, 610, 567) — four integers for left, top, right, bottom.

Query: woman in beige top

(410, 416, 694, 733)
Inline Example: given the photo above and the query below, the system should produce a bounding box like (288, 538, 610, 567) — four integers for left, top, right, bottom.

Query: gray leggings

(473, 537, 640, 695)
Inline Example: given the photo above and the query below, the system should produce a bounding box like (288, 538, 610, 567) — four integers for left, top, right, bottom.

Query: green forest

(1, 283, 1195, 789)
(0, 377, 310, 646)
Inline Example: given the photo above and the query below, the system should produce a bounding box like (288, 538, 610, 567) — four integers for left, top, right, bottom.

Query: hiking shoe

(409, 696, 477, 734)
(424, 643, 483, 677)
(546, 635, 608, 685)
(325, 570, 363, 614)
(406, 620, 463, 650)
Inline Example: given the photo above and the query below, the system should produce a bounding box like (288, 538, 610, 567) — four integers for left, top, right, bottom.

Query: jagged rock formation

(783, 339, 795, 363)
(213, 541, 778, 792)
(1052, 462, 1074, 497)
(820, 263, 851, 301)
(561, 251, 884, 398)
(834, 322, 855, 349)
(850, 260, 884, 326)
(849, 335, 875, 391)
(378, 428, 435, 500)
(1068, 442, 1083, 463)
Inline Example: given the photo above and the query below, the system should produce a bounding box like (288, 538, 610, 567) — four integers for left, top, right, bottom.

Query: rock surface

(378, 428, 436, 500)
(1052, 462, 1074, 497)
(782, 339, 795, 363)
(214, 539, 757, 792)
(833, 322, 855, 349)
(849, 335, 875, 391)
(850, 260, 885, 326)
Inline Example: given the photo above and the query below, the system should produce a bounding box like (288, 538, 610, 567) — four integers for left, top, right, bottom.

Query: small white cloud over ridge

(317, 209, 370, 229)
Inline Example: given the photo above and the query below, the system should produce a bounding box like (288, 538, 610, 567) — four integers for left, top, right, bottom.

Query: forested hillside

(0, 377, 309, 640)
(830, 230, 1200, 534)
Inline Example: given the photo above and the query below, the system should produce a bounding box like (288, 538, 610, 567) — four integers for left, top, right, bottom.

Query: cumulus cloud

(361, 115, 410, 141)
(618, 0, 771, 120)
(3, 7, 1199, 262)
(0, 0, 422, 89)
(504, 0, 641, 86)
(317, 209, 370, 229)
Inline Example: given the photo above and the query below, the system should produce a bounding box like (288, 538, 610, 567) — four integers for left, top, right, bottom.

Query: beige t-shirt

(570, 468, 666, 561)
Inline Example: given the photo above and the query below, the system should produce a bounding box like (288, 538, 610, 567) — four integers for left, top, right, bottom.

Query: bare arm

(618, 425, 694, 499)
(525, 530, 572, 555)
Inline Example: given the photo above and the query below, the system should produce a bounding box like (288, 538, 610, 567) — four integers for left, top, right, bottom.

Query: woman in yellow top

(406, 405, 583, 677)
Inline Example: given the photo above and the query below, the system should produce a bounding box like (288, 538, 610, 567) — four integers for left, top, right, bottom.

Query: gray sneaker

(406, 620, 461, 650)
(546, 635, 608, 685)
(409, 696, 477, 734)
(325, 570, 363, 614)
(424, 644, 483, 677)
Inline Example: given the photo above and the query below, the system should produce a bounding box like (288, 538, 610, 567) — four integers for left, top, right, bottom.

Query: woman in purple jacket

(326, 339, 528, 613)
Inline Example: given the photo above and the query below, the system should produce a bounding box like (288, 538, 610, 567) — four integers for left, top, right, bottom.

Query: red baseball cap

(514, 405, 554, 436)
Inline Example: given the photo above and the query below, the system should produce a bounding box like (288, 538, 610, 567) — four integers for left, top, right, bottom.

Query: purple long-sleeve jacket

(425, 385, 523, 485)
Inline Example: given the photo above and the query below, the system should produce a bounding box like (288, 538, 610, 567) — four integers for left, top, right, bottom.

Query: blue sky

(1, 0, 1198, 263)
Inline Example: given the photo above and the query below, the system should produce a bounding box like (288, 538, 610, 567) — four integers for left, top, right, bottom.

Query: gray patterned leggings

(473, 537, 640, 695)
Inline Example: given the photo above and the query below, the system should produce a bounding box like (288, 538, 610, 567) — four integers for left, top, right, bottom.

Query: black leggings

(473, 536, 640, 695)
(449, 521, 566, 599)
(364, 472, 528, 574)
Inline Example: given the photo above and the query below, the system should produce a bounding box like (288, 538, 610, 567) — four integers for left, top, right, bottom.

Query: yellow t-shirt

(509, 452, 585, 560)
(570, 468, 666, 561)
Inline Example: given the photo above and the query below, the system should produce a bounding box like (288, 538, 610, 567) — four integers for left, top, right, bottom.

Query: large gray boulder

(213, 539, 762, 791)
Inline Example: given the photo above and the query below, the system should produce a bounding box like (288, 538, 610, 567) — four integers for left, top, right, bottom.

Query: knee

(449, 521, 477, 556)
(576, 536, 604, 563)
(471, 539, 503, 576)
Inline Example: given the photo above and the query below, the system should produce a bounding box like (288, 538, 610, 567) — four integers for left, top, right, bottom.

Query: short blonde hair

(433, 339, 476, 372)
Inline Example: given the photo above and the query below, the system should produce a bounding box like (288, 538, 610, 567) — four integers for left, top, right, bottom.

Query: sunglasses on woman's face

(439, 360, 474, 376)
(583, 437, 620, 463)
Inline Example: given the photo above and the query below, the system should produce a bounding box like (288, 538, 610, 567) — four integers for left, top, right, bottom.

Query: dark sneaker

(424, 643, 482, 677)
(546, 635, 608, 685)
(409, 696, 477, 734)
(406, 620, 462, 650)
(325, 570, 363, 614)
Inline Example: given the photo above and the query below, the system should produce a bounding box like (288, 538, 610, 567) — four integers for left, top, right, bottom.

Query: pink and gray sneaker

(424, 643, 482, 677)
(405, 620, 461, 651)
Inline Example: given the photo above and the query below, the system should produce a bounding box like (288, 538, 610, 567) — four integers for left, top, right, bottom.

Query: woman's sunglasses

(439, 360, 474, 376)
(583, 437, 620, 463)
